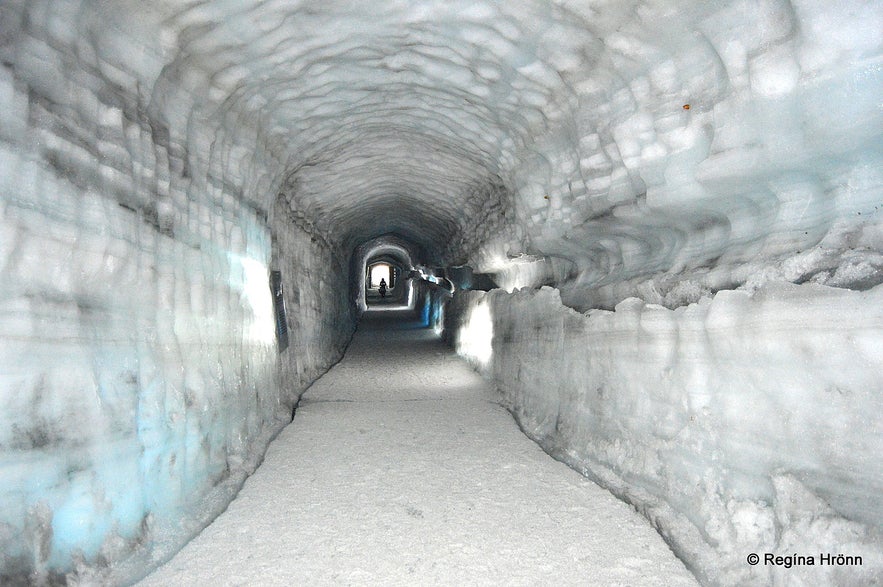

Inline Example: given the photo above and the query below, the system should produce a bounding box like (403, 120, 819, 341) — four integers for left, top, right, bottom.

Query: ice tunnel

(1, 0, 881, 584)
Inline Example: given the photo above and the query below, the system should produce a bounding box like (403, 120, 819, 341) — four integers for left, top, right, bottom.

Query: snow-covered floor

(139, 307, 697, 586)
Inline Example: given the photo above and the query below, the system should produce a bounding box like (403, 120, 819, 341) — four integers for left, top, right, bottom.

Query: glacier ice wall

(0, 1, 352, 582)
(446, 285, 883, 585)
(0, 0, 881, 583)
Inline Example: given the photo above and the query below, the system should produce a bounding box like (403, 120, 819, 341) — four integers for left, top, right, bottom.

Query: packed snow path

(140, 307, 697, 586)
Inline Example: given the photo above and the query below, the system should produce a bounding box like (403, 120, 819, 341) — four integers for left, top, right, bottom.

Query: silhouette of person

(379, 278, 387, 298)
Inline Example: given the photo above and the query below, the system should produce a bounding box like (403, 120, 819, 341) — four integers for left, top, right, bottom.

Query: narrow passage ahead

(140, 307, 697, 586)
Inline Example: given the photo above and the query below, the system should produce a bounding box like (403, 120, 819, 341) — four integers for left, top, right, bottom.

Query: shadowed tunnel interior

(0, 1, 881, 585)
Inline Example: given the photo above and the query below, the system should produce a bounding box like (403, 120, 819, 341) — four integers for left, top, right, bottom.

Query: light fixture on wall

(270, 271, 289, 352)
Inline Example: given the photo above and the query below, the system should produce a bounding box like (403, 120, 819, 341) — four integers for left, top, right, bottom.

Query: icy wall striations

(271, 194, 354, 391)
(447, 286, 883, 586)
(1, 0, 877, 291)
(0, 0, 881, 584)
(478, 0, 883, 303)
(0, 1, 351, 583)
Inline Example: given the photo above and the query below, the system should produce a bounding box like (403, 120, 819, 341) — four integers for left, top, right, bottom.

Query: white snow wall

(1, 0, 881, 583)
(446, 285, 883, 586)
(0, 6, 352, 583)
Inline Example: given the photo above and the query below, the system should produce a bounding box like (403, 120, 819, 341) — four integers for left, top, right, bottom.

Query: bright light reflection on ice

(234, 256, 276, 344)
(433, 303, 445, 336)
(457, 300, 494, 369)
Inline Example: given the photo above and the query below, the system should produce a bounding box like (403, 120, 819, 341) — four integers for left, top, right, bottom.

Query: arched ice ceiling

(11, 0, 880, 289)
(135, 0, 578, 258)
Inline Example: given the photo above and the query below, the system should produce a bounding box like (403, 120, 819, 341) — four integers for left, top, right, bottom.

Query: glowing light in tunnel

(456, 300, 494, 369)
(434, 303, 445, 336)
(482, 254, 546, 292)
(415, 267, 439, 284)
(369, 263, 391, 288)
(233, 256, 276, 344)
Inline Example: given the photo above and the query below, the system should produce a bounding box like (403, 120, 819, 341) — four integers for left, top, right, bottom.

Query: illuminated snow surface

(139, 308, 697, 586)
(1, 0, 882, 584)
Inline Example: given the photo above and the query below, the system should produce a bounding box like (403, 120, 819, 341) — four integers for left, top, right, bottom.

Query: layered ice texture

(0, 0, 881, 584)
(446, 284, 883, 585)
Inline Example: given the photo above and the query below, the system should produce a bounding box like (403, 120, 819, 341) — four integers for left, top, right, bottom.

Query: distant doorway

(368, 263, 391, 288)
(366, 261, 405, 307)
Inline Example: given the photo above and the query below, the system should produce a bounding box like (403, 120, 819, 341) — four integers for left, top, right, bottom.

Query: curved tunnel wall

(445, 285, 882, 585)
(0, 0, 881, 584)
(0, 1, 357, 581)
(351, 236, 419, 312)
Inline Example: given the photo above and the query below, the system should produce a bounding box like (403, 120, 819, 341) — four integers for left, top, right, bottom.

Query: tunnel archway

(365, 258, 405, 306)
(367, 262, 392, 289)
(352, 235, 421, 312)
(1, 0, 881, 584)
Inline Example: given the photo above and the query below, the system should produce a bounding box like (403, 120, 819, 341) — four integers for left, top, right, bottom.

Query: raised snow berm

(445, 283, 883, 586)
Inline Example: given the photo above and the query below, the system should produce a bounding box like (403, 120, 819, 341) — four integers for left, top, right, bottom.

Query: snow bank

(0, 3, 352, 582)
(1, 0, 881, 581)
(446, 284, 883, 585)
